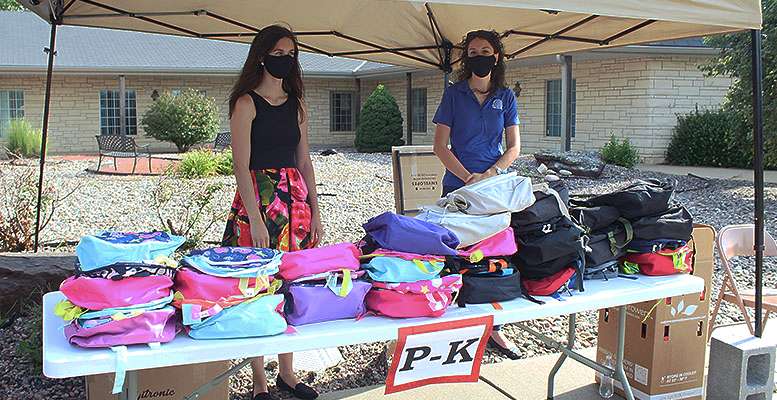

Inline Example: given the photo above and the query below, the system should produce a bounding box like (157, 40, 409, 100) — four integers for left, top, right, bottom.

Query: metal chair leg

(97, 154, 103, 171)
(147, 155, 152, 172)
(132, 157, 137, 174)
(113, 157, 118, 171)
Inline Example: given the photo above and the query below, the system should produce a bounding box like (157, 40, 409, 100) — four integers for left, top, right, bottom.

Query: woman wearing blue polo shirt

(432, 30, 522, 359)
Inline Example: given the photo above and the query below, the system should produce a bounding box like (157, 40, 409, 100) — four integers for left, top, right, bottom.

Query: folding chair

(709, 224, 777, 337)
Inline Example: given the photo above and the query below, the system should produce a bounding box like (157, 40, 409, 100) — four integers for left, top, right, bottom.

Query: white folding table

(42, 274, 704, 400)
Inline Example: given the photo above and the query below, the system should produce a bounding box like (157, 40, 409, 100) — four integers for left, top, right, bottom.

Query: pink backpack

(365, 275, 462, 318)
(174, 267, 275, 302)
(279, 242, 360, 281)
(458, 228, 517, 258)
(60, 275, 173, 310)
(64, 307, 178, 348)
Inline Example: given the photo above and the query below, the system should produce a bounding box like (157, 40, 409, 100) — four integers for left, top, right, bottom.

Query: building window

(545, 79, 576, 137)
(100, 90, 137, 135)
(0, 90, 24, 137)
(411, 88, 427, 133)
(330, 91, 355, 132)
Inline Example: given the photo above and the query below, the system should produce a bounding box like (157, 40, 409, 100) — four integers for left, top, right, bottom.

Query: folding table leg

(183, 358, 253, 400)
(118, 370, 138, 400)
(547, 313, 576, 400)
(614, 305, 635, 400)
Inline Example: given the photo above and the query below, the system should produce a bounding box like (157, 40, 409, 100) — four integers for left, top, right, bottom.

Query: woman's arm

(295, 101, 323, 246)
(230, 95, 268, 247)
(433, 123, 472, 183)
(487, 125, 521, 175)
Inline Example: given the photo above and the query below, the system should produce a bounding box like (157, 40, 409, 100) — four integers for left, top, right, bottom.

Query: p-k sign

(385, 315, 493, 394)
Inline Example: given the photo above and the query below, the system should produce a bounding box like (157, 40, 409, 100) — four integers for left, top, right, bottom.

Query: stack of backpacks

(173, 246, 287, 339)
(510, 181, 587, 297)
(360, 212, 463, 318)
(571, 179, 694, 276)
(56, 231, 185, 348)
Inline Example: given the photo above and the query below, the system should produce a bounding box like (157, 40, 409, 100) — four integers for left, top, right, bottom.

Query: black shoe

(253, 392, 279, 400)
(487, 337, 522, 360)
(276, 376, 319, 400)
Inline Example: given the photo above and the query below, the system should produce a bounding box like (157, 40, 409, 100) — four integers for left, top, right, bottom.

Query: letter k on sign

(385, 316, 493, 394)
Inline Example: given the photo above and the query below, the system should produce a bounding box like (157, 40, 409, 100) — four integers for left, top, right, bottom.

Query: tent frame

(31, 2, 766, 340)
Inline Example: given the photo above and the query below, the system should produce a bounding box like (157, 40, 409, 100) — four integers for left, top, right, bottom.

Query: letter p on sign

(385, 316, 493, 394)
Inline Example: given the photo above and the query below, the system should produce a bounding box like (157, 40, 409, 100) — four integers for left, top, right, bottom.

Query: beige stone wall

(0, 54, 732, 161)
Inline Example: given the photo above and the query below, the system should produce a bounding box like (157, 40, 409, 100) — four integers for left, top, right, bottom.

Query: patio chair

(213, 131, 232, 151)
(709, 224, 777, 337)
(95, 134, 152, 174)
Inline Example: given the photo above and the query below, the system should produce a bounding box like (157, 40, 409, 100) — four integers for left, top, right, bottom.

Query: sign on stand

(385, 316, 493, 394)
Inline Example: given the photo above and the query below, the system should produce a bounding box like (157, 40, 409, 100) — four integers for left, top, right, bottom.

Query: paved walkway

(638, 164, 777, 184)
(53, 154, 179, 175)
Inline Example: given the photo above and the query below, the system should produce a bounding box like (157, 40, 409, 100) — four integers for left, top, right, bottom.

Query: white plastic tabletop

(42, 274, 704, 379)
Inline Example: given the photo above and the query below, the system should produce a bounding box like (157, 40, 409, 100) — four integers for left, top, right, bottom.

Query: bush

(141, 89, 220, 152)
(666, 108, 751, 168)
(7, 119, 42, 158)
(601, 135, 640, 168)
(16, 300, 43, 374)
(177, 150, 233, 179)
(355, 84, 405, 152)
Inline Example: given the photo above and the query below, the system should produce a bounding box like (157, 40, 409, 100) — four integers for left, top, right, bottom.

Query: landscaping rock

(320, 149, 338, 156)
(545, 174, 560, 182)
(534, 150, 605, 178)
(0, 252, 75, 315)
(558, 169, 573, 177)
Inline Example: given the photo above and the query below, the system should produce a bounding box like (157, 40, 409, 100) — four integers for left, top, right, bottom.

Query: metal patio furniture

(95, 134, 152, 174)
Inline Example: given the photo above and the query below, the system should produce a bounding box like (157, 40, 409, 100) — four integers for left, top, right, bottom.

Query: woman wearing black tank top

(224, 25, 321, 400)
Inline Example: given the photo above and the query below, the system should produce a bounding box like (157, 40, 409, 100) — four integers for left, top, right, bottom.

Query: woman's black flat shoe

(487, 337, 522, 360)
(253, 392, 279, 400)
(277, 376, 319, 400)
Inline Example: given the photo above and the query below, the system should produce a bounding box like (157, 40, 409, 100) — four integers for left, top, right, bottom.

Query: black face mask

(469, 55, 497, 78)
(263, 54, 294, 79)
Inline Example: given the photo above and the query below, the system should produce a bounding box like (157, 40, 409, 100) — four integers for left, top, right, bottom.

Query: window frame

(0, 90, 25, 137)
(411, 87, 428, 133)
(545, 79, 576, 137)
(330, 90, 356, 132)
(99, 89, 138, 135)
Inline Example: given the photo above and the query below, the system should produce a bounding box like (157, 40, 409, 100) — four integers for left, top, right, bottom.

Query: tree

(0, 0, 24, 11)
(354, 84, 405, 152)
(701, 0, 776, 167)
(141, 89, 220, 152)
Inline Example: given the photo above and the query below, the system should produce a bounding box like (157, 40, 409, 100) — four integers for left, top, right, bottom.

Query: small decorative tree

(355, 84, 405, 152)
(141, 89, 220, 152)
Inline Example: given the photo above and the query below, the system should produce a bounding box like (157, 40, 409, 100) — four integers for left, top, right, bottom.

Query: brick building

(0, 11, 731, 162)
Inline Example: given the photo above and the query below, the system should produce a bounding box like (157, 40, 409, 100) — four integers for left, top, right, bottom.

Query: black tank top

(247, 90, 300, 170)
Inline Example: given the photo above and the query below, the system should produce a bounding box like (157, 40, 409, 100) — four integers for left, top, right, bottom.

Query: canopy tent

(20, 0, 767, 338)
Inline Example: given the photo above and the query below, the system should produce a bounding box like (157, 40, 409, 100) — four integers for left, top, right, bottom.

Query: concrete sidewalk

(637, 164, 777, 184)
(319, 347, 622, 400)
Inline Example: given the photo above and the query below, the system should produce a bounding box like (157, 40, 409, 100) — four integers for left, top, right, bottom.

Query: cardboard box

(596, 224, 716, 400)
(391, 146, 446, 216)
(86, 361, 229, 400)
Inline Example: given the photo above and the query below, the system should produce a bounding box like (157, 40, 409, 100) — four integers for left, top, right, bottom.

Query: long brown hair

(229, 25, 305, 118)
(455, 30, 507, 95)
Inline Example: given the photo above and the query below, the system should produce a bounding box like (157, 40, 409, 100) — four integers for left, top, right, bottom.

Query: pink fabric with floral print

(365, 275, 462, 318)
(457, 228, 517, 258)
(279, 242, 360, 281)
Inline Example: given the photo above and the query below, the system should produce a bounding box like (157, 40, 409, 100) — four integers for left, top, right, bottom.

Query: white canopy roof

(23, 0, 762, 69)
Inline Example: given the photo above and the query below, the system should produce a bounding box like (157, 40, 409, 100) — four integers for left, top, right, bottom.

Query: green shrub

(141, 89, 220, 152)
(177, 150, 219, 178)
(666, 108, 751, 168)
(354, 84, 405, 152)
(215, 150, 233, 176)
(7, 119, 42, 158)
(16, 300, 43, 374)
(601, 135, 640, 168)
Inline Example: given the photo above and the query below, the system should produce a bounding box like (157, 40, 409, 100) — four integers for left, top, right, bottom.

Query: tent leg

(33, 22, 58, 252)
(751, 29, 765, 339)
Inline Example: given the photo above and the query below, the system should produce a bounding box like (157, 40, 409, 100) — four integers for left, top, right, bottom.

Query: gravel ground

(0, 151, 775, 399)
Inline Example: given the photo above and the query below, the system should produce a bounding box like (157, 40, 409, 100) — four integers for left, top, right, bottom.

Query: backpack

(186, 294, 287, 339)
(363, 256, 444, 282)
(522, 267, 577, 296)
(363, 212, 460, 256)
(63, 306, 178, 348)
(76, 231, 186, 271)
(415, 206, 511, 248)
(60, 275, 173, 310)
(622, 245, 694, 276)
(512, 216, 586, 284)
(279, 242, 360, 281)
(511, 182, 569, 227)
(437, 172, 535, 215)
(365, 275, 462, 318)
(571, 179, 674, 219)
(570, 205, 621, 233)
(457, 268, 523, 305)
(631, 206, 693, 242)
(583, 260, 620, 281)
(457, 228, 518, 258)
(585, 218, 633, 267)
(626, 239, 687, 253)
(283, 271, 371, 326)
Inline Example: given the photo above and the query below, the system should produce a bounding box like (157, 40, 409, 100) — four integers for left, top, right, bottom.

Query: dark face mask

(469, 55, 497, 78)
(263, 54, 295, 79)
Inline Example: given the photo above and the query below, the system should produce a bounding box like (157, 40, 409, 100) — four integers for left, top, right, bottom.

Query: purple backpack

(63, 307, 179, 348)
(362, 212, 460, 256)
(284, 271, 370, 326)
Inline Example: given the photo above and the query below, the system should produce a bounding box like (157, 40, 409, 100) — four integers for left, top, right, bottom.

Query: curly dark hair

(455, 30, 507, 95)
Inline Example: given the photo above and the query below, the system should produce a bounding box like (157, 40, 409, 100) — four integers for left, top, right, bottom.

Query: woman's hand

(466, 168, 496, 185)
(249, 216, 270, 248)
(310, 211, 324, 247)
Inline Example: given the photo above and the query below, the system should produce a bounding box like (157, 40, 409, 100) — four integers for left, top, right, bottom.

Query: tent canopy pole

(33, 20, 59, 252)
(751, 29, 764, 339)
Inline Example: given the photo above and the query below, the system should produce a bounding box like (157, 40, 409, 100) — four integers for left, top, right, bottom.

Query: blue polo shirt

(433, 80, 519, 188)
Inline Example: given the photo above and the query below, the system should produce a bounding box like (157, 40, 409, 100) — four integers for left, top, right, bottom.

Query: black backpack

(512, 216, 586, 281)
(570, 205, 621, 232)
(572, 179, 674, 219)
(457, 270, 524, 305)
(586, 218, 633, 267)
(511, 181, 568, 227)
(631, 206, 693, 241)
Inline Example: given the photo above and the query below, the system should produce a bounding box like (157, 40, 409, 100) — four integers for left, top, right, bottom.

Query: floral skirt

(221, 168, 313, 251)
